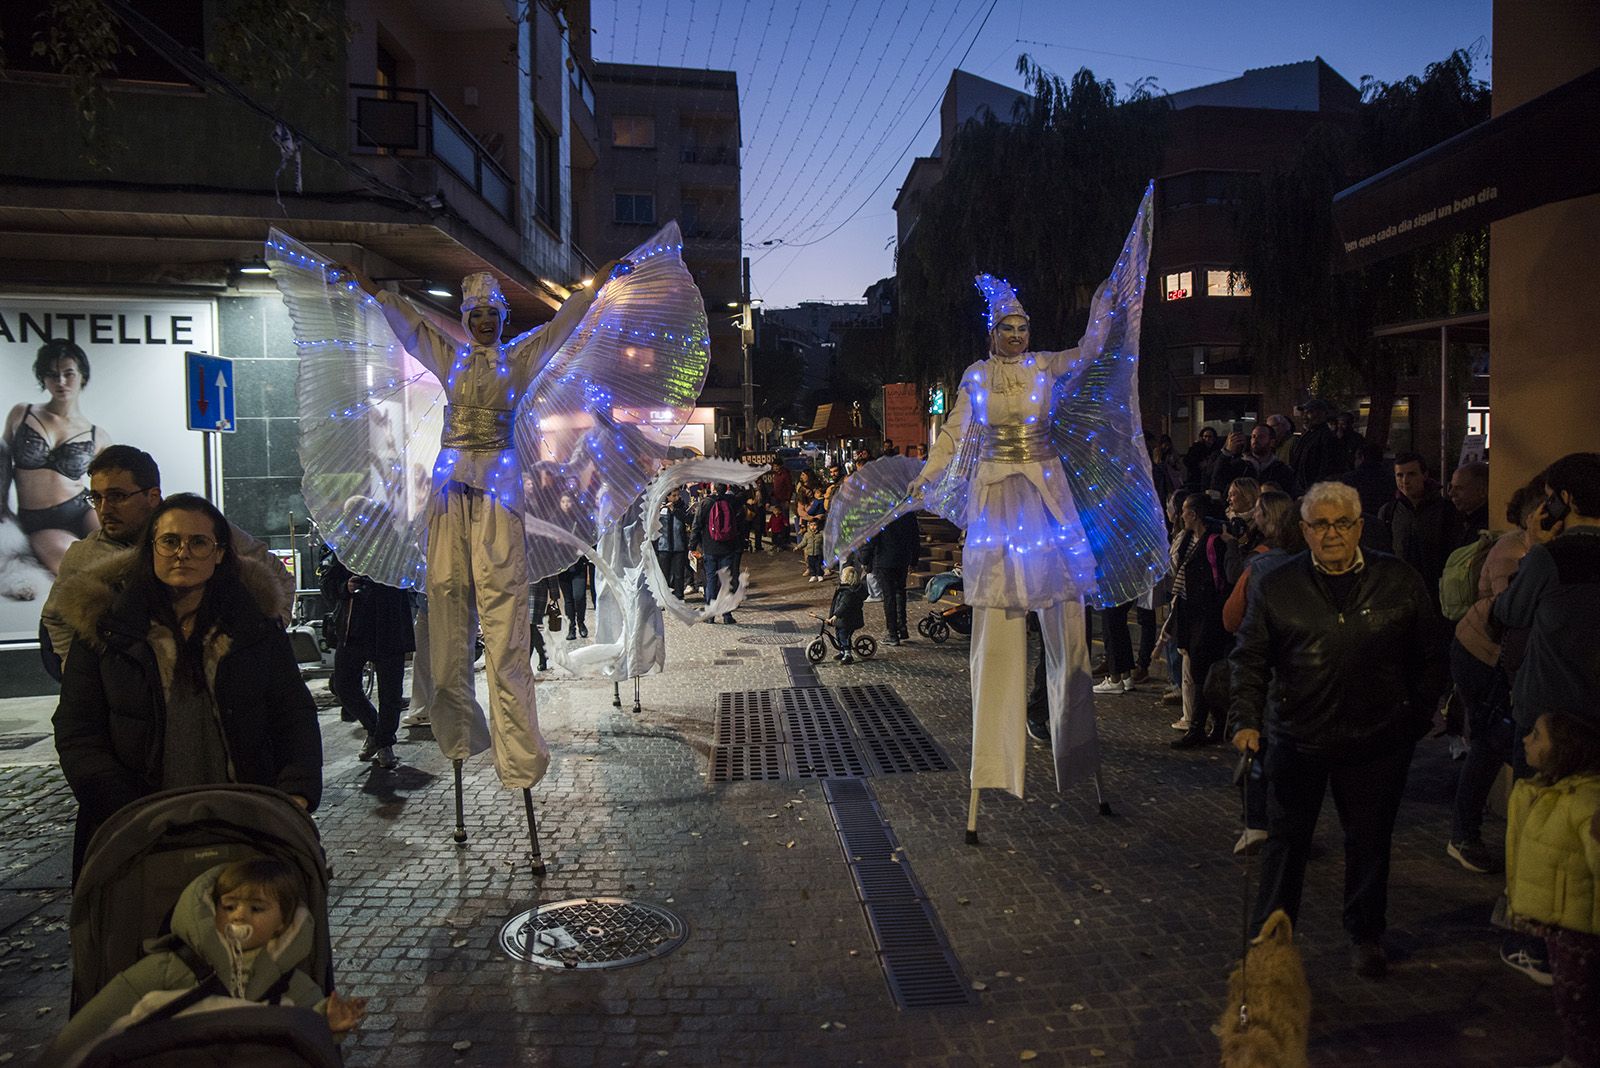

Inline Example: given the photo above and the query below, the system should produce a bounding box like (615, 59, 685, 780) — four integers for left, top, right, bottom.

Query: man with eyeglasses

(1229, 480, 1446, 979)
(40, 445, 291, 670)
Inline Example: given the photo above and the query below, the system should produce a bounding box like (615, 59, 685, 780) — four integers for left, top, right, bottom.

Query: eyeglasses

(153, 533, 220, 558)
(87, 487, 151, 508)
(1302, 518, 1359, 535)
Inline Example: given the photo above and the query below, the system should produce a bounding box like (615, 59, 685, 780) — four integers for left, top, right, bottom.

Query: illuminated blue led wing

(1049, 182, 1168, 608)
(517, 221, 711, 581)
(266, 228, 441, 589)
(822, 454, 926, 565)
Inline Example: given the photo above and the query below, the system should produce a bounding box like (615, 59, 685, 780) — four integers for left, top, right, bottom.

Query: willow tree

(1235, 49, 1490, 446)
(896, 60, 1169, 390)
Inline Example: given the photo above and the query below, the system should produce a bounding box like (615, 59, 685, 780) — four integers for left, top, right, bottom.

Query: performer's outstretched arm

(334, 263, 453, 381)
(912, 373, 973, 493)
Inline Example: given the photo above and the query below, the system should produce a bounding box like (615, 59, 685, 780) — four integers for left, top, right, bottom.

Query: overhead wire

(740, 0, 910, 236)
(752, 0, 992, 245)
(742, 0, 960, 239)
(757, 0, 1002, 250)
(742, 0, 937, 239)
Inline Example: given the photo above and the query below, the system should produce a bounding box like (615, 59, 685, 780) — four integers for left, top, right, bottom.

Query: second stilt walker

(836, 185, 1167, 839)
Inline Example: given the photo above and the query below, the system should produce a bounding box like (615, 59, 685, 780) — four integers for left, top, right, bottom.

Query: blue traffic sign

(185, 352, 236, 433)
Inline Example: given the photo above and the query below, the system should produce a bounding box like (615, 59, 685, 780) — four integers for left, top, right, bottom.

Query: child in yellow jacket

(1506, 712, 1600, 1068)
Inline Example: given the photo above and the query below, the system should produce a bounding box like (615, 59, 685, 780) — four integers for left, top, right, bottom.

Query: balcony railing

(680, 145, 736, 166)
(349, 84, 515, 222)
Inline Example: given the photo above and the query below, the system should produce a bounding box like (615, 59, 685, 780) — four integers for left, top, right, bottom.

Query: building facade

(590, 62, 743, 441)
(0, 0, 596, 683)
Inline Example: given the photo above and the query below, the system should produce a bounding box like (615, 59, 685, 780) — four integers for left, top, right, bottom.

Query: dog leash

(1237, 747, 1256, 1031)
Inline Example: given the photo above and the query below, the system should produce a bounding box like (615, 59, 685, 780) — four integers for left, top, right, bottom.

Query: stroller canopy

(70, 785, 333, 1013)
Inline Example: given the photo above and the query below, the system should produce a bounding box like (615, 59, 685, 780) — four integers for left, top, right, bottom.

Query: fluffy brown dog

(1218, 908, 1311, 1068)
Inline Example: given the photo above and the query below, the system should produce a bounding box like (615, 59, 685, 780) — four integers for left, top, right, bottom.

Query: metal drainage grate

(820, 779, 974, 1010)
(857, 733, 950, 776)
(710, 743, 787, 782)
(499, 897, 687, 969)
(718, 691, 775, 717)
(714, 704, 784, 747)
(737, 634, 802, 646)
(792, 737, 869, 779)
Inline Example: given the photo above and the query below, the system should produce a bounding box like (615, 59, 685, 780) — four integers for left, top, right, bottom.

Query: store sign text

(0, 309, 196, 347)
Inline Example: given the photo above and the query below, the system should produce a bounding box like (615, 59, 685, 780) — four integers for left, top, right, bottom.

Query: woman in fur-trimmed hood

(52, 494, 322, 878)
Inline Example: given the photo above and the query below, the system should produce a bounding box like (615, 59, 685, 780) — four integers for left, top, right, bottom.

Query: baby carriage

(917, 570, 972, 644)
(805, 613, 877, 663)
(66, 785, 340, 1067)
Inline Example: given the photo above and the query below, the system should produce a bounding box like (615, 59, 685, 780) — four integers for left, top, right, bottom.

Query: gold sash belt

(441, 404, 513, 451)
(980, 422, 1056, 463)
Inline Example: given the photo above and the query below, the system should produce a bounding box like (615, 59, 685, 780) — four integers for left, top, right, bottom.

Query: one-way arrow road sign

(185, 352, 237, 433)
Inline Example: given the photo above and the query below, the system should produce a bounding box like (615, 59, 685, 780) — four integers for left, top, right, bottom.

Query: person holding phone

(1490, 452, 1600, 987)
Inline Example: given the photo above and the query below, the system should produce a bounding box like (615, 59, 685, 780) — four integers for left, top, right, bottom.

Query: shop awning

(1333, 65, 1600, 269)
(799, 402, 879, 442)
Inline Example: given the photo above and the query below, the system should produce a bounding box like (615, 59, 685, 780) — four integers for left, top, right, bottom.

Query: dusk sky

(590, 0, 1493, 309)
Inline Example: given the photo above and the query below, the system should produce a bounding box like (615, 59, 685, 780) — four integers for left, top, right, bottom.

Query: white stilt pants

(969, 601, 1097, 798)
(426, 482, 549, 788)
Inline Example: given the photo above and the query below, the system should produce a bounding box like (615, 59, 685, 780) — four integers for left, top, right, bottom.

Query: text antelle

(0, 309, 196, 347)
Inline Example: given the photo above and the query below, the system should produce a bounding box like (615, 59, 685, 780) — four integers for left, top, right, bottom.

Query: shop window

(611, 115, 655, 148)
(1205, 269, 1251, 297)
(614, 193, 655, 225)
(1164, 271, 1193, 301)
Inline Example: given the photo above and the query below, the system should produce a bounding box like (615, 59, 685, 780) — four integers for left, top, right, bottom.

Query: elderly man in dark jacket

(1230, 480, 1446, 979)
(864, 511, 920, 645)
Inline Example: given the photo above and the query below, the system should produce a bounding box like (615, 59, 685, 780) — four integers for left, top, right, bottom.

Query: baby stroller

(805, 614, 877, 663)
(67, 785, 340, 1067)
(917, 570, 972, 644)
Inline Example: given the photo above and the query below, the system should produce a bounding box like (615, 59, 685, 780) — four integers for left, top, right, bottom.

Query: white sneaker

(1234, 828, 1268, 855)
(401, 710, 430, 728)
(1170, 717, 1191, 731)
(1092, 677, 1124, 695)
(1120, 677, 1138, 693)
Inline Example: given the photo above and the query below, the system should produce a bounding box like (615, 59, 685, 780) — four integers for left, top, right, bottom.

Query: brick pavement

(0, 549, 1561, 1066)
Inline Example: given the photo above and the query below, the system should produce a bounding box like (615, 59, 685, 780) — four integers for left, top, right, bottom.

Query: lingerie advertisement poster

(0, 295, 214, 645)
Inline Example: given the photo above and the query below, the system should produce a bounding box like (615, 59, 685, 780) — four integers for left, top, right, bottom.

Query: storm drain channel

(822, 779, 974, 1009)
(709, 684, 952, 784)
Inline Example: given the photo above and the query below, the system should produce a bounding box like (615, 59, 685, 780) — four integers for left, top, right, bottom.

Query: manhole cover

(498, 898, 687, 969)
(738, 634, 802, 646)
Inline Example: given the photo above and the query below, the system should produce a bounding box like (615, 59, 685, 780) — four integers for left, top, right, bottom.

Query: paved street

(0, 551, 1558, 1066)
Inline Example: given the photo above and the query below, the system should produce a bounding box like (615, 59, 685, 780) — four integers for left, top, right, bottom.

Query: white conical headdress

(974, 274, 1028, 331)
(460, 271, 510, 317)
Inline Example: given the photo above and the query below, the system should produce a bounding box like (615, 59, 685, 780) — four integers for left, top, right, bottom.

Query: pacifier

(225, 922, 253, 946)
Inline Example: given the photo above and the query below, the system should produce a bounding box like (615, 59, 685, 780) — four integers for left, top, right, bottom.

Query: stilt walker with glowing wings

(826, 185, 1166, 841)
(266, 223, 710, 874)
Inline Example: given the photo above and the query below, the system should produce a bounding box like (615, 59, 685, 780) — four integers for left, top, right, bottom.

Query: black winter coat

(866, 513, 920, 571)
(320, 557, 415, 657)
(52, 552, 322, 873)
(1378, 488, 1462, 597)
(829, 583, 868, 631)
(1228, 551, 1448, 760)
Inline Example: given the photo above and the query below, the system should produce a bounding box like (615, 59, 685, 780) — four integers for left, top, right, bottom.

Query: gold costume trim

(441, 404, 513, 451)
(980, 422, 1057, 464)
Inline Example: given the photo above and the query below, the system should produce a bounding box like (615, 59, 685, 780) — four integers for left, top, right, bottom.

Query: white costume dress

(372, 285, 594, 787)
(265, 223, 711, 792)
(920, 348, 1101, 797)
(826, 185, 1167, 802)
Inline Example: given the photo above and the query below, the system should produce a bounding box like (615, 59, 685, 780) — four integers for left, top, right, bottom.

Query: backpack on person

(1440, 530, 1495, 621)
(708, 498, 736, 543)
